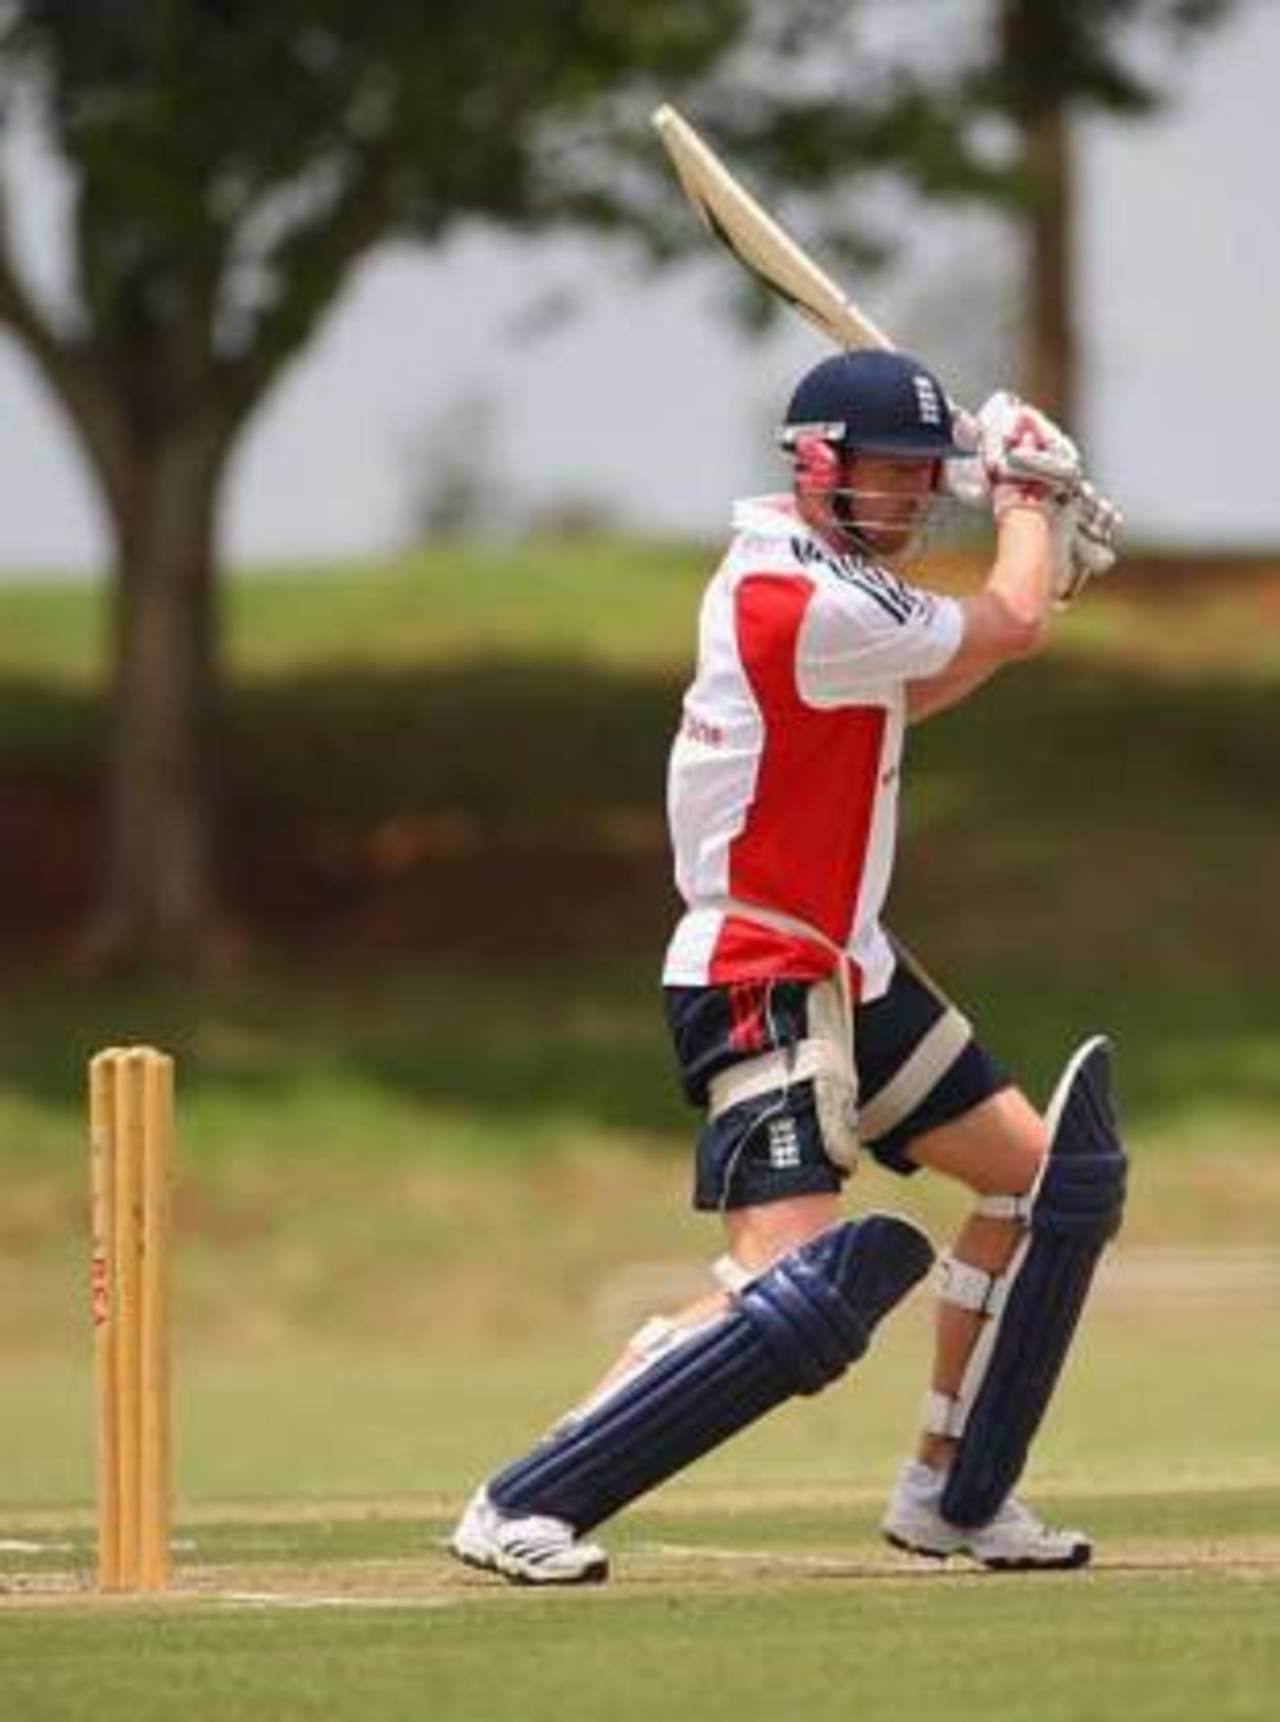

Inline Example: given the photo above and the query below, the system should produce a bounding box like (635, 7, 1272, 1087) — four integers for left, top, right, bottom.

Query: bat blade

(651, 103, 894, 354)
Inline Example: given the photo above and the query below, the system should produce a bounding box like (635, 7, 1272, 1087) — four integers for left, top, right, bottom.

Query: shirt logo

(682, 712, 725, 748)
(767, 1115, 802, 1170)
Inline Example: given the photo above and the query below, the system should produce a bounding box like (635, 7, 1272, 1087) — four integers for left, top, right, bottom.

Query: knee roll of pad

(488, 1214, 934, 1534)
(937, 1036, 1127, 1529)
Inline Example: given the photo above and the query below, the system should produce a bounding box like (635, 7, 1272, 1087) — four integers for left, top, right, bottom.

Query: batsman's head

(781, 350, 963, 558)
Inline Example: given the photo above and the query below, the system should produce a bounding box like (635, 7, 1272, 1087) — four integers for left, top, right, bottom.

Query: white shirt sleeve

(796, 561, 963, 706)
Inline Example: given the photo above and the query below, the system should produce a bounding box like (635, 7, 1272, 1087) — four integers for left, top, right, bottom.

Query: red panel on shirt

(726, 979, 772, 1051)
(722, 572, 886, 953)
(709, 915, 842, 987)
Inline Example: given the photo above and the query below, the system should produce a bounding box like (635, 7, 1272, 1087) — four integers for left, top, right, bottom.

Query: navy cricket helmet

(780, 350, 964, 459)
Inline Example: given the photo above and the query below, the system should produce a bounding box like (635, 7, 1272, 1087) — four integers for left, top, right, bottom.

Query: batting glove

(1053, 480, 1124, 605)
(938, 407, 989, 507)
(976, 390, 1081, 519)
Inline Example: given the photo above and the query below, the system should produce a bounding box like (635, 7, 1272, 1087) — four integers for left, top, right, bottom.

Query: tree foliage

(986, 0, 1238, 119)
(0, 0, 1243, 452)
(0, 2, 1011, 435)
(957, 0, 1239, 421)
(0, 0, 1243, 969)
(0, 1, 1007, 969)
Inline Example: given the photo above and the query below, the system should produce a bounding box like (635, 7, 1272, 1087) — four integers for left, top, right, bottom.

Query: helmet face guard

(790, 433, 942, 560)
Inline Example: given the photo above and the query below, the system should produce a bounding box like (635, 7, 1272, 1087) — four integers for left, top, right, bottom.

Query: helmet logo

(912, 374, 942, 426)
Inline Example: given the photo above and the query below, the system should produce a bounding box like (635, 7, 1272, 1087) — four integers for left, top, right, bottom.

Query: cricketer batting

(450, 346, 1126, 1585)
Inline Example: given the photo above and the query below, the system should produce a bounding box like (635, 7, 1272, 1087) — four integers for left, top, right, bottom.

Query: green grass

(1, 1576, 1278, 1722)
(3, 1577, 1274, 1722)
(0, 541, 1275, 1713)
(0, 535, 710, 683)
(2, 1489, 1278, 1720)
(0, 538, 1274, 1407)
(5, 1216, 1279, 1508)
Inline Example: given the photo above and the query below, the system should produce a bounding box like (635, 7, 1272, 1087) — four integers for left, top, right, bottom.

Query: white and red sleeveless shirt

(662, 495, 963, 1003)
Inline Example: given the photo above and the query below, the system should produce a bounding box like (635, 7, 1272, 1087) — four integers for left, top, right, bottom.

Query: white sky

(0, 1, 1275, 572)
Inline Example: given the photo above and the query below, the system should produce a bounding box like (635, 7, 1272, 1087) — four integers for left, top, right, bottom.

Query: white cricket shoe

(448, 1488, 609, 1586)
(882, 1460, 1091, 1570)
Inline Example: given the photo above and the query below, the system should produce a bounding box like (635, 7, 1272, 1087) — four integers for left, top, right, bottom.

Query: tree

(0, 0, 1012, 972)
(978, 0, 1237, 427)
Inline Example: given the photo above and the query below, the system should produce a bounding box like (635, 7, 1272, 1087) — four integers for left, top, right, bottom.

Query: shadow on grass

(0, 651, 1274, 1151)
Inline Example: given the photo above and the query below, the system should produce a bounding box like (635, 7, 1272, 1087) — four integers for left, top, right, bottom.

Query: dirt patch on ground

(5, 1535, 1280, 1613)
(5, 1475, 1280, 1612)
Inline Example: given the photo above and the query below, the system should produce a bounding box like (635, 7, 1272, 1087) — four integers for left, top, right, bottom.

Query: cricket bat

(652, 103, 1094, 499)
(651, 103, 895, 356)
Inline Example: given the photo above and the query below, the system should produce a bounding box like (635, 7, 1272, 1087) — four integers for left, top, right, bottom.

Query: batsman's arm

(906, 509, 1053, 723)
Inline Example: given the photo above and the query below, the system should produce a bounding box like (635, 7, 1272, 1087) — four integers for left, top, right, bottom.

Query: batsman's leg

(883, 1037, 1127, 1570)
(451, 1201, 933, 1585)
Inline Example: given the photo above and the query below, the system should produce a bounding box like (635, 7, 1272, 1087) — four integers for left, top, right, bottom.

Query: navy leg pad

(941, 1038, 1127, 1528)
(489, 1214, 934, 1533)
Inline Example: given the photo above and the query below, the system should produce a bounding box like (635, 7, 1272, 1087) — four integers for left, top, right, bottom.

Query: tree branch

(217, 145, 396, 428)
(0, 179, 133, 511)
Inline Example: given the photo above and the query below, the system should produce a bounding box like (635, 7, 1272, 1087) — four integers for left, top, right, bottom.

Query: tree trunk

(85, 424, 238, 975)
(1021, 102, 1077, 430)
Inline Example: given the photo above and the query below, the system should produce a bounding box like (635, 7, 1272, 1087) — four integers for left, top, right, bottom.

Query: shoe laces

(500, 1513, 575, 1549)
(991, 1494, 1045, 1532)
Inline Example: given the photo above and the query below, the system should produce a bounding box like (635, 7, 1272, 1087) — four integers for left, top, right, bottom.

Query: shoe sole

(883, 1530, 954, 1563)
(983, 1543, 1092, 1572)
(884, 1530, 1092, 1572)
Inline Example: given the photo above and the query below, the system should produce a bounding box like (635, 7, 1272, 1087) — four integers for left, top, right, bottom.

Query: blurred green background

(0, 539, 1276, 1514)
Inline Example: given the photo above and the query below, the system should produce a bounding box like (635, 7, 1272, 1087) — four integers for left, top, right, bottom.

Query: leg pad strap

(935, 1252, 1009, 1318)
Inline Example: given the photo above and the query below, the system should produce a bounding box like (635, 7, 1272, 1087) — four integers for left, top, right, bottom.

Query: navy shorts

(664, 953, 1009, 1212)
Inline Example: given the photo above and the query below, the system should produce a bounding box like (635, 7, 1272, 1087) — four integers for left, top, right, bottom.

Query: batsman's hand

(941, 391, 1121, 605)
(975, 390, 1081, 518)
(939, 407, 987, 507)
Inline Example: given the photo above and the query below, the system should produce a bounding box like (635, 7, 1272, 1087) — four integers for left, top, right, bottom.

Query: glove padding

(1052, 479, 1124, 605)
(941, 392, 1121, 604)
(975, 390, 1081, 518)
